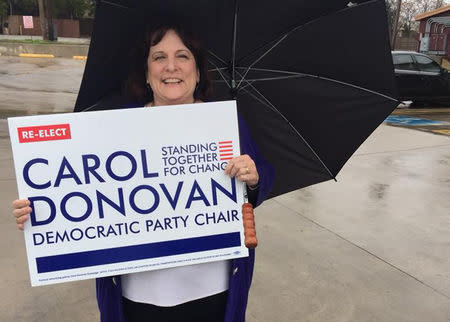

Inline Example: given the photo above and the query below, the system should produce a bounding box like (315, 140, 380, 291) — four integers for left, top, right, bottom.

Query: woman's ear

(197, 69, 200, 83)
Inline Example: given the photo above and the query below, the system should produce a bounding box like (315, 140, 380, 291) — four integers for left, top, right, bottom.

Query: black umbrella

(75, 0, 399, 198)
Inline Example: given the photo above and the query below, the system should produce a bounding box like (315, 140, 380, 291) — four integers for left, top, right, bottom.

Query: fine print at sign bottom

(8, 101, 248, 286)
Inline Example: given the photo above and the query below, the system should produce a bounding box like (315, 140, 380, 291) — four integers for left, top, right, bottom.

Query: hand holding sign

(12, 199, 31, 230)
(224, 154, 259, 187)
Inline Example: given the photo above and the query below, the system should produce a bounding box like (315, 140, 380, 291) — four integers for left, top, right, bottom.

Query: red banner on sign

(17, 124, 71, 143)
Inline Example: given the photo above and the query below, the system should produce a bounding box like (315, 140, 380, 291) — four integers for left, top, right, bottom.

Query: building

(415, 5, 450, 59)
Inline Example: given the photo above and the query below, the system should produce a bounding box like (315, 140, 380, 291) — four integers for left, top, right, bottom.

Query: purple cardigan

(96, 113, 274, 322)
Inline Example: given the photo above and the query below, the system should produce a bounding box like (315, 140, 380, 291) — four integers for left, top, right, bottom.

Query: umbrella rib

(208, 50, 227, 66)
(236, 34, 289, 89)
(236, 75, 336, 181)
(230, 0, 239, 93)
(208, 60, 231, 88)
(239, 75, 306, 82)
(236, 67, 400, 103)
(209, 67, 228, 72)
(100, 0, 131, 9)
(238, 80, 256, 92)
(212, 69, 298, 89)
(80, 101, 102, 112)
(236, 67, 298, 75)
(303, 74, 399, 103)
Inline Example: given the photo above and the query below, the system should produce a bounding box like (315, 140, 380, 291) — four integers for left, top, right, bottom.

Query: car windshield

(415, 55, 441, 73)
(393, 54, 416, 71)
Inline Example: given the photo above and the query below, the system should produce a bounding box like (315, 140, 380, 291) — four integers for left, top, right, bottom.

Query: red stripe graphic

(219, 140, 233, 161)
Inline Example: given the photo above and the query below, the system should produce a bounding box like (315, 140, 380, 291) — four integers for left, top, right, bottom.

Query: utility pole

(38, 0, 56, 41)
(391, 0, 402, 50)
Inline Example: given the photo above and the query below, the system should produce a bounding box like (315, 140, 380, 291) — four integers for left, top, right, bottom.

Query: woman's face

(147, 30, 200, 106)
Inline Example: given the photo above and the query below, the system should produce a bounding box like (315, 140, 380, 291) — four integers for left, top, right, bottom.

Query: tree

(386, 0, 449, 47)
(385, 0, 397, 31)
(7, 0, 93, 18)
(401, 0, 418, 37)
(53, 0, 94, 19)
(0, 0, 8, 19)
(8, 0, 39, 16)
(434, 0, 445, 9)
(0, 0, 7, 34)
(38, 0, 55, 40)
(390, 0, 402, 48)
(2, 0, 93, 38)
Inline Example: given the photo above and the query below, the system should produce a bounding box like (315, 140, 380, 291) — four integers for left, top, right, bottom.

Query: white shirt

(121, 260, 230, 306)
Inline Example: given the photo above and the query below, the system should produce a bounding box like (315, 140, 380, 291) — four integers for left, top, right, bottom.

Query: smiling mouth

(163, 78, 182, 84)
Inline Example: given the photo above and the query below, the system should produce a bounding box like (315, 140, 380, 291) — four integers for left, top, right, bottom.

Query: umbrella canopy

(75, 0, 399, 198)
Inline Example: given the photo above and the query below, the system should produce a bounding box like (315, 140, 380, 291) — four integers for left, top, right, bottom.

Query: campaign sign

(8, 101, 247, 286)
(23, 16, 34, 29)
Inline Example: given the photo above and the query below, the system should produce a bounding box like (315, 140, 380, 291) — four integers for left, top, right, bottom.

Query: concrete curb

(0, 42, 89, 58)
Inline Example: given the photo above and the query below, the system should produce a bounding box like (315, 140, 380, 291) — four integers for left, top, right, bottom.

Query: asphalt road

(0, 56, 449, 322)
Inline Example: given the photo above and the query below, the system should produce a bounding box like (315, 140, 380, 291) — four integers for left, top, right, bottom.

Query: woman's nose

(165, 56, 177, 71)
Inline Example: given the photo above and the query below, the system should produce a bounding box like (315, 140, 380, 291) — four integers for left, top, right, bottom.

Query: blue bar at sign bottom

(36, 232, 241, 274)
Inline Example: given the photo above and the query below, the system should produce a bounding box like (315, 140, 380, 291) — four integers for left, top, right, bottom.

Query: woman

(12, 23, 274, 322)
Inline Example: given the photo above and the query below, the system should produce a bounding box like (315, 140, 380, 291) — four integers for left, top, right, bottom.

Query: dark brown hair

(123, 22, 212, 104)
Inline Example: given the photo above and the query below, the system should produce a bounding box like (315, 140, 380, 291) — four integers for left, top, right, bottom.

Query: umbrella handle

(242, 203, 258, 249)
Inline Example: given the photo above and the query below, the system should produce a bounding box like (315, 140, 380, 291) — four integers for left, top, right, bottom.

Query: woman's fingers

(226, 159, 247, 177)
(225, 155, 259, 186)
(12, 199, 30, 209)
(235, 166, 251, 179)
(12, 199, 31, 230)
(15, 214, 29, 224)
(13, 207, 32, 219)
(224, 159, 235, 175)
(226, 155, 253, 175)
(230, 161, 247, 177)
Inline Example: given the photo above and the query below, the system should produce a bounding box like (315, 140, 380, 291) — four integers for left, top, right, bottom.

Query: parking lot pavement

(3, 121, 448, 322)
(0, 56, 82, 118)
(389, 107, 450, 136)
(0, 56, 449, 321)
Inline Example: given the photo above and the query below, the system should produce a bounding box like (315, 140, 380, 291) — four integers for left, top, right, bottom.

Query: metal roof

(415, 5, 450, 21)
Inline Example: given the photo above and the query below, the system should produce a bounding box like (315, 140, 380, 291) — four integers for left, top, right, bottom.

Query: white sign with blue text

(8, 101, 247, 286)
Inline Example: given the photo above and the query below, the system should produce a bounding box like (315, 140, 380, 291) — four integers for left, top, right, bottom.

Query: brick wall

(7, 15, 80, 38)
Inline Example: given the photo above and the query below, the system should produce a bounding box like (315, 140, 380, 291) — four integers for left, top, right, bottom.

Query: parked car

(392, 51, 450, 106)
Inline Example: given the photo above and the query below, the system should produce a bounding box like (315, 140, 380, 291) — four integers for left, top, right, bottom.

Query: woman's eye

(178, 54, 189, 59)
(154, 56, 165, 61)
